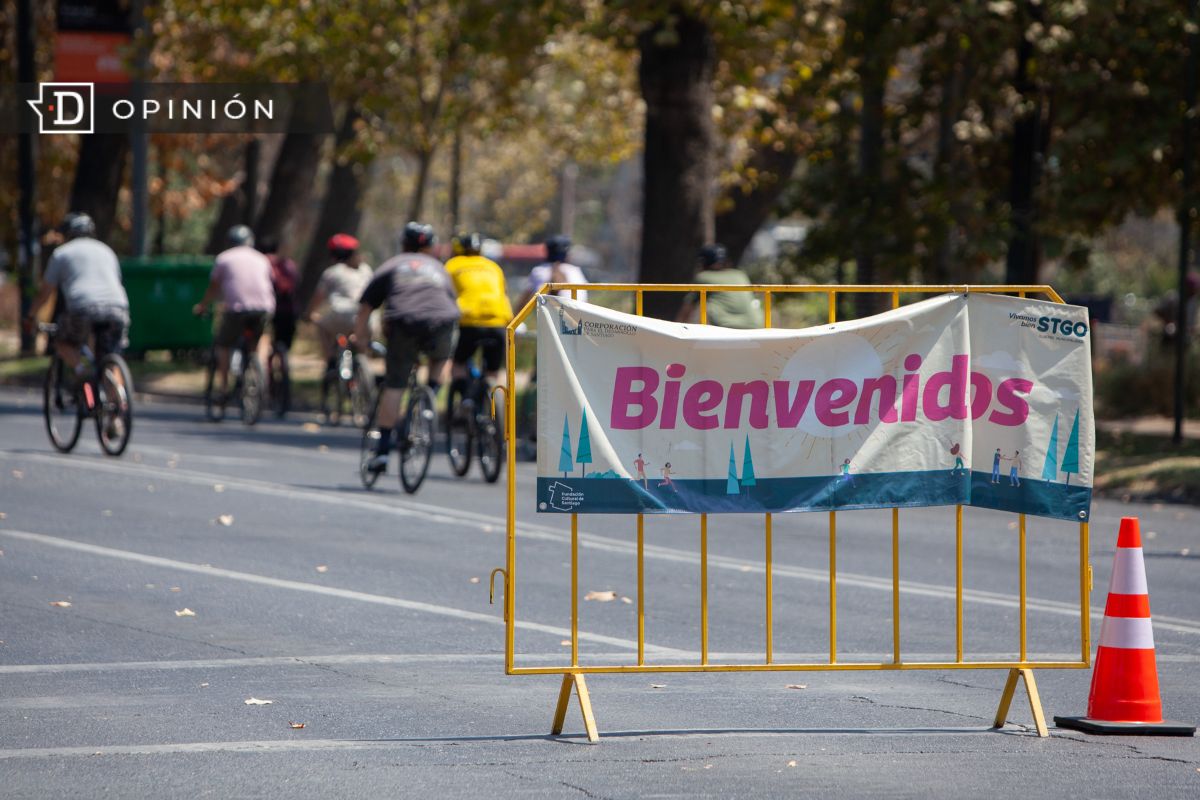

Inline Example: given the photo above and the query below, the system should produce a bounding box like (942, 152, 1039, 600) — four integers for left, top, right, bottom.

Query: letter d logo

(28, 83, 94, 134)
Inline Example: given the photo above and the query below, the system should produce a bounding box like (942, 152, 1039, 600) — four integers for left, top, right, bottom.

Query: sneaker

(366, 452, 388, 473)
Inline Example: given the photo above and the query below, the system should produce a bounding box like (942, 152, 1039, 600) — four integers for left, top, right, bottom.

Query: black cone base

(1054, 715, 1195, 736)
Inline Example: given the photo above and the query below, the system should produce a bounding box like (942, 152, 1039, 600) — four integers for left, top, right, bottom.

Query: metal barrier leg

(993, 668, 1048, 737)
(550, 673, 600, 743)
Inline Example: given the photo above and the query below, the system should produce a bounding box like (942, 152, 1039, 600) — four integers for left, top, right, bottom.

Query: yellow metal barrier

(497, 284, 1091, 742)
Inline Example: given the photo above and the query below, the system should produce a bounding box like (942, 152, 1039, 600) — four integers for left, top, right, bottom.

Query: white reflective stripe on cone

(1098, 615, 1156, 650)
(1108, 548, 1149, 596)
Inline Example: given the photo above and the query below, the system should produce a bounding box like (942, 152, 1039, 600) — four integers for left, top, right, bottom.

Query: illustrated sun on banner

(535, 293, 1093, 522)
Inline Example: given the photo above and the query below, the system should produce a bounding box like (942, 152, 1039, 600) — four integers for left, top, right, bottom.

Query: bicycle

(446, 362, 504, 483)
(359, 342, 438, 494)
(320, 333, 374, 428)
(266, 340, 290, 419)
(204, 319, 265, 425)
(39, 322, 133, 456)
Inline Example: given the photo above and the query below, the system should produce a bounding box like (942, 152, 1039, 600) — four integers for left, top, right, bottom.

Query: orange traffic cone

(1056, 517, 1194, 736)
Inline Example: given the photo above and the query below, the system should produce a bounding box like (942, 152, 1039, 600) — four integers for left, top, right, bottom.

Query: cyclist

(306, 233, 373, 368)
(27, 212, 130, 374)
(192, 225, 275, 406)
(516, 233, 588, 308)
(445, 231, 512, 397)
(356, 222, 459, 473)
(258, 235, 299, 359)
(675, 243, 764, 329)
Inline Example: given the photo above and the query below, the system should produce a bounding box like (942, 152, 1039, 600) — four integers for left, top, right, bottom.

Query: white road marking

(5, 450, 1200, 637)
(0, 529, 690, 658)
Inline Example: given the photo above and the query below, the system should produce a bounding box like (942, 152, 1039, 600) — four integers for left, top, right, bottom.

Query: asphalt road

(1, 385, 1197, 798)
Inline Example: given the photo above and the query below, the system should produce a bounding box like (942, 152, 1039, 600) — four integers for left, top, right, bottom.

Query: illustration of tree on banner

(1041, 413, 1060, 483)
(1061, 410, 1081, 485)
(576, 411, 592, 477)
(727, 443, 739, 495)
(741, 435, 757, 488)
(558, 414, 573, 477)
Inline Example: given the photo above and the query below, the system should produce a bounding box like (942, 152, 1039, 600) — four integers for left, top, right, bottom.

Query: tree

(1041, 412, 1059, 482)
(727, 443, 740, 494)
(741, 435, 757, 487)
(1061, 410, 1081, 486)
(576, 411, 593, 477)
(558, 414, 573, 477)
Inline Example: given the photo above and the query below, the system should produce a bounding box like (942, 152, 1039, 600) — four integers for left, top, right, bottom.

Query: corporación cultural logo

(27, 82, 94, 134)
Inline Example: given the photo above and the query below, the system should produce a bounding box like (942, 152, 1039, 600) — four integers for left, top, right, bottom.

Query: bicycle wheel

(240, 354, 264, 426)
(445, 383, 473, 477)
(268, 348, 290, 419)
(203, 353, 225, 422)
(359, 395, 383, 490)
(350, 357, 374, 429)
(399, 385, 437, 494)
(43, 356, 83, 453)
(477, 401, 504, 484)
(95, 354, 134, 456)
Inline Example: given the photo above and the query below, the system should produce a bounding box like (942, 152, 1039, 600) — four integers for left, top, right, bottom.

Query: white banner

(536, 293, 1093, 521)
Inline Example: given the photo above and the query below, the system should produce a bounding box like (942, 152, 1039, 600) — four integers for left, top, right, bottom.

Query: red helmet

(327, 233, 359, 254)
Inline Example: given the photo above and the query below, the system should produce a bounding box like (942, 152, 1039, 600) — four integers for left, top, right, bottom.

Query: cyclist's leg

(372, 322, 419, 460)
(479, 326, 506, 387)
(55, 312, 91, 371)
(252, 312, 272, 366)
(213, 311, 246, 396)
(448, 325, 479, 402)
(423, 322, 457, 396)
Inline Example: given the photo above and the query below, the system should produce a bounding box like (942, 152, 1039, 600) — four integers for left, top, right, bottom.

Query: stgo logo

(1037, 316, 1088, 338)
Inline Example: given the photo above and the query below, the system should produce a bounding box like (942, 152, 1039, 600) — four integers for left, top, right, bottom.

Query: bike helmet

(452, 231, 482, 257)
(328, 233, 359, 256)
(227, 224, 255, 248)
(545, 234, 571, 263)
(698, 243, 727, 268)
(402, 221, 436, 252)
(256, 235, 279, 255)
(61, 212, 96, 240)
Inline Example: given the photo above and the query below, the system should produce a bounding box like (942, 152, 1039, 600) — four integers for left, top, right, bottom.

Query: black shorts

(215, 310, 270, 349)
(59, 308, 129, 361)
(272, 312, 297, 349)
(383, 319, 457, 389)
(452, 326, 506, 373)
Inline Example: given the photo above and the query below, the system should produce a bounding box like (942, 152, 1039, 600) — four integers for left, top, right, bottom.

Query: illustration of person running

(658, 462, 675, 489)
(633, 452, 648, 489)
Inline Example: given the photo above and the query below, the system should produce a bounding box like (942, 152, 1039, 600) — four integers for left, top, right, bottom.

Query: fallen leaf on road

(244, 698, 273, 706)
(132, 453, 142, 463)
(317, 445, 329, 453)
(584, 590, 617, 602)
(102, 510, 112, 517)
(213, 484, 225, 493)
(170, 587, 181, 592)
(49, 600, 72, 608)
(302, 422, 320, 433)
(650, 684, 667, 689)
(469, 576, 480, 584)
(199, 683, 209, 688)
(787, 760, 797, 768)
(289, 722, 306, 729)
(11, 470, 24, 479)
(739, 565, 752, 572)
(175, 608, 196, 617)
(704, 764, 713, 769)
(560, 640, 572, 646)
(620, 596, 632, 604)
(145, 584, 155, 589)
(0, 512, 7, 519)
(315, 565, 328, 573)
(217, 515, 234, 527)
(786, 684, 808, 690)
(146, 484, 155, 493)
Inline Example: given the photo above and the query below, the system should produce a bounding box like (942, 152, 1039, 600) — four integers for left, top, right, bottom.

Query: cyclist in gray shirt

(27, 213, 130, 372)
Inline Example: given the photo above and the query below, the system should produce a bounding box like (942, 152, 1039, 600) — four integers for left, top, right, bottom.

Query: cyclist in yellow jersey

(445, 232, 513, 394)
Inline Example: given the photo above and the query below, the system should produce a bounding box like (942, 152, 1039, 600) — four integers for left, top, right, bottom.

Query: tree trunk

(69, 134, 129, 242)
(636, 11, 716, 320)
(848, 0, 892, 317)
(715, 145, 801, 268)
(408, 146, 435, 222)
(1004, 2, 1045, 285)
(299, 107, 369, 304)
(449, 124, 463, 232)
(931, 58, 968, 284)
(204, 189, 244, 255)
(255, 126, 323, 247)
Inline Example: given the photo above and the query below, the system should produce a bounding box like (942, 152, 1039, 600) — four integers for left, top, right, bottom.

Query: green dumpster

(121, 256, 214, 354)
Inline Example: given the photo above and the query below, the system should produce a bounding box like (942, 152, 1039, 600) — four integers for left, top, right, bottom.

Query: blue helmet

(545, 234, 571, 263)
